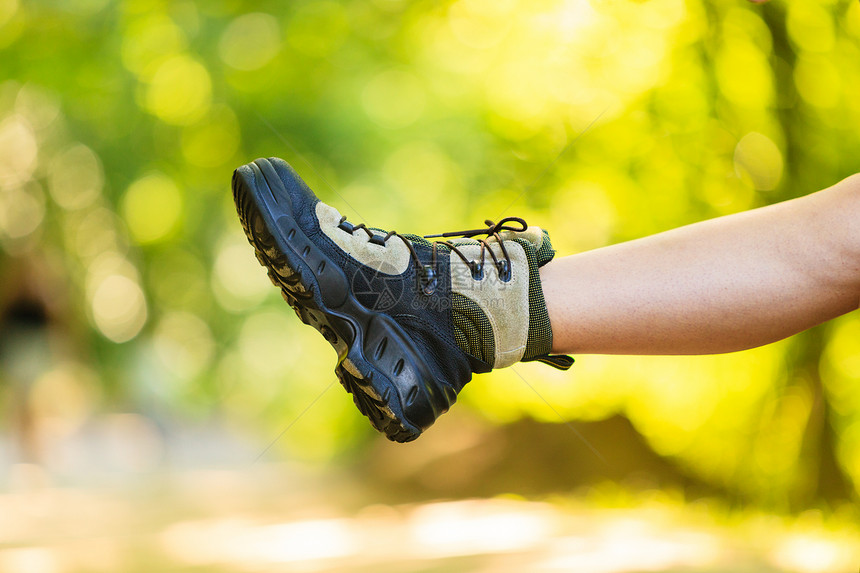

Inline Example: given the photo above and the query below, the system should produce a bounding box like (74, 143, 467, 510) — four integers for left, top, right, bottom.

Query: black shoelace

(337, 215, 529, 295)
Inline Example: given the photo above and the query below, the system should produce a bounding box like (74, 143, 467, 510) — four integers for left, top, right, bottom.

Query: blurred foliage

(1, 0, 860, 512)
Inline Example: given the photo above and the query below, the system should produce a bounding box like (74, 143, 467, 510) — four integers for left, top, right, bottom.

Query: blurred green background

(1, 0, 860, 571)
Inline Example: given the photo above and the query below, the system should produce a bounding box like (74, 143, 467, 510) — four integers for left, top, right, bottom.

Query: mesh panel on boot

(535, 229, 556, 267)
(451, 292, 495, 367)
(513, 237, 553, 360)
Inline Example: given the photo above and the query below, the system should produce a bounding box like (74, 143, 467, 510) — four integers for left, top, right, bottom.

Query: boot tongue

(498, 225, 543, 247)
(500, 226, 556, 267)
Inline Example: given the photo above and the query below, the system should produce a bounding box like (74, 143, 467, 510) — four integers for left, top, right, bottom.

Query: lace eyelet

(421, 265, 437, 295)
(368, 234, 386, 246)
(337, 220, 355, 233)
(470, 262, 484, 280)
(497, 260, 511, 282)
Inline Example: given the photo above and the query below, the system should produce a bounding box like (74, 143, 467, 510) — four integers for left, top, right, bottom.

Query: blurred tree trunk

(789, 329, 853, 507)
(0, 256, 74, 467)
(0, 263, 51, 464)
(761, 2, 855, 507)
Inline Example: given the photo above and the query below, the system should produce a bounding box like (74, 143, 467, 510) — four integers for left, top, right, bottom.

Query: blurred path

(0, 464, 856, 573)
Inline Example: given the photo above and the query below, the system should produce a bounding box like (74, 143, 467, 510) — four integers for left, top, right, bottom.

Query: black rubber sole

(231, 158, 439, 443)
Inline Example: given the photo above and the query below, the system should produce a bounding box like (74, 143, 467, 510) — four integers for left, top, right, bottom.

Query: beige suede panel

(315, 201, 410, 275)
(449, 241, 530, 368)
(499, 225, 544, 250)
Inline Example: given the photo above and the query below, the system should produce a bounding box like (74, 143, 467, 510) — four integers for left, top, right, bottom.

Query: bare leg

(541, 174, 860, 355)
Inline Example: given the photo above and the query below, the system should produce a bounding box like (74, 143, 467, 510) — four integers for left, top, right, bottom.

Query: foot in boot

(231, 157, 572, 442)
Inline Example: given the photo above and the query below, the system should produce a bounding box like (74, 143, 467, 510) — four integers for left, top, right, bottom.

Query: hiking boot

(231, 157, 573, 442)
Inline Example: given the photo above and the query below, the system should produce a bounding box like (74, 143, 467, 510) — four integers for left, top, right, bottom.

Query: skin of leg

(541, 174, 860, 355)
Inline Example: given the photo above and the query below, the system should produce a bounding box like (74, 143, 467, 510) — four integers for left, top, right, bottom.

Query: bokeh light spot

(153, 312, 214, 382)
(734, 132, 783, 191)
(486, 61, 550, 123)
(91, 274, 148, 343)
(145, 55, 211, 125)
(48, 143, 104, 210)
(0, 181, 44, 240)
(787, 3, 834, 54)
(383, 142, 450, 196)
(0, 114, 37, 187)
(14, 84, 61, 130)
(31, 362, 99, 435)
(362, 70, 425, 129)
(287, 2, 349, 58)
(69, 0, 109, 15)
(181, 106, 240, 168)
(213, 236, 271, 312)
(218, 12, 281, 71)
(238, 310, 300, 379)
(0, 548, 61, 573)
(448, 0, 513, 50)
(148, 249, 209, 312)
(794, 56, 840, 109)
(553, 181, 616, 251)
(383, 141, 464, 229)
(716, 40, 773, 107)
(71, 207, 127, 262)
(0, 0, 18, 28)
(772, 533, 848, 573)
(121, 13, 187, 79)
(122, 172, 183, 244)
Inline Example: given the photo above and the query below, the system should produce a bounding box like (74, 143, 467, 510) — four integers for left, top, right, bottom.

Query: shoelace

(337, 215, 529, 295)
